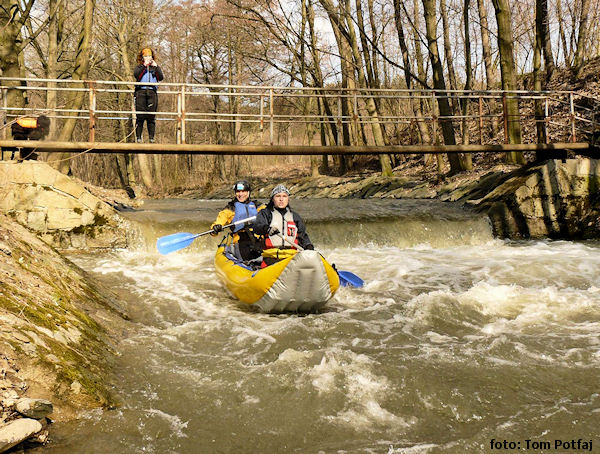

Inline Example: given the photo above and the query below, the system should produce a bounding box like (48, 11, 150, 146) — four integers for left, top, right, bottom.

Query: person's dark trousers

(135, 89, 158, 141)
(10, 126, 39, 160)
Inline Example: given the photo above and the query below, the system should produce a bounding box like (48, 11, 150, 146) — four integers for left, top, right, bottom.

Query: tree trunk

(393, 0, 431, 150)
(114, 6, 137, 190)
(573, 0, 591, 75)
(137, 155, 154, 189)
(228, 34, 242, 145)
(421, 0, 464, 174)
(491, 0, 524, 164)
(0, 0, 29, 117)
(354, 0, 375, 90)
(319, 0, 393, 176)
(335, 0, 393, 175)
(46, 0, 59, 139)
(307, 0, 327, 174)
(477, 0, 495, 88)
(539, 0, 554, 75)
(461, 0, 473, 169)
(556, 0, 570, 65)
(440, 0, 458, 94)
(126, 153, 137, 187)
(411, 0, 435, 165)
(534, 0, 547, 159)
(47, 0, 96, 173)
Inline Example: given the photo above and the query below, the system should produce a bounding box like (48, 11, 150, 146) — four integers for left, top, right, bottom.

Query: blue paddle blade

(338, 270, 364, 288)
(156, 232, 199, 255)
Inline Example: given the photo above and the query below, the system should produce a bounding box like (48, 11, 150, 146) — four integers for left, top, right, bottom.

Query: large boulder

(0, 161, 127, 249)
(0, 418, 43, 453)
(469, 159, 600, 239)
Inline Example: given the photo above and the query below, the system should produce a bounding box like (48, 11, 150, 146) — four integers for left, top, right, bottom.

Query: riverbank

(0, 162, 135, 452)
(0, 211, 130, 451)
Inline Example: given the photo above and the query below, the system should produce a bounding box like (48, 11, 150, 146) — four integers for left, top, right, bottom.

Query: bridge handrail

(0, 76, 594, 96)
(1, 77, 598, 146)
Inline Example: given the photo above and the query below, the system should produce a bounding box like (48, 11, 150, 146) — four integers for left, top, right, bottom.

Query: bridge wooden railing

(1, 77, 599, 151)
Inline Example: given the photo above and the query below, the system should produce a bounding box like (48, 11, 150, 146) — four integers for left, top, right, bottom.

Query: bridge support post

(1, 87, 6, 142)
(502, 93, 509, 144)
(592, 111, 596, 147)
(337, 95, 342, 146)
(544, 98, 549, 144)
(478, 97, 483, 144)
(269, 88, 274, 145)
(176, 88, 182, 144)
(353, 92, 359, 145)
(88, 81, 96, 142)
(431, 92, 438, 142)
(570, 92, 576, 142)
(180, 84, 186, 144)
(259, 95, 264, 134)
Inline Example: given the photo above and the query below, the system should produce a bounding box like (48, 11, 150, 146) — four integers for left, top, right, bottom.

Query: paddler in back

(211, 180, 264, 262)
(253, 184, 314, 266)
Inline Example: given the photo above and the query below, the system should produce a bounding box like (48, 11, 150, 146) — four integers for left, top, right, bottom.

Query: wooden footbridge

(1, 77, 598, 157)
(0, 140, 592, 156)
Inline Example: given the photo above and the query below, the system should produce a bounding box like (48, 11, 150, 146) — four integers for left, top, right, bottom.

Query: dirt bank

(0, 212, 130, 449)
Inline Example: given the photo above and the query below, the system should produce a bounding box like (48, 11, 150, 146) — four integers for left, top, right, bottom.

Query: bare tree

(490, 0, 524, 164)
(319, 0, 393, 176)
(534, 0, 547, 155)
(47, 0, 96, 173)
(573, 0, 591, 75)
(421, 0, 466, 174)
(476, 0, 495, 89)
(0, 0, 36, 115)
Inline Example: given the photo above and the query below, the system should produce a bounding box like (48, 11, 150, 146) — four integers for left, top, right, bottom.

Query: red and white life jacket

(264, 208, 298, 249)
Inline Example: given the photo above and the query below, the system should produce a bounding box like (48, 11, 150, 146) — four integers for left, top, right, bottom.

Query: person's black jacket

(253, 203, 314, 250)
(134, 64, 164, 91)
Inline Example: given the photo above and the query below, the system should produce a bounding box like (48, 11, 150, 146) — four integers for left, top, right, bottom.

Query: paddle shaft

(156, 215, 257, 255)
(274, 232, 304, 251)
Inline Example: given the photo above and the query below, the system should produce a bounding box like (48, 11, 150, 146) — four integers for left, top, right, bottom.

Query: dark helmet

(233, 180, 251, 192)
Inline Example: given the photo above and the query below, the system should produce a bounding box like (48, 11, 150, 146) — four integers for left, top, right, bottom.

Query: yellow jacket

(211, 200, 265, 243)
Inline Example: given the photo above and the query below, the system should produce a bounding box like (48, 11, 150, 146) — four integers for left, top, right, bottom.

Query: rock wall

(0, 161, 128, 249)
(469, 159, 600, 239)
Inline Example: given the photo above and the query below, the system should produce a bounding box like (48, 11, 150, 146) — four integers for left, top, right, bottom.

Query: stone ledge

(470, 159, 600, 239)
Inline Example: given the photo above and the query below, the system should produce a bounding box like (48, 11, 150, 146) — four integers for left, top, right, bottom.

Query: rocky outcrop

(468, 159, 600, 239)
(0, 161, 128, 250)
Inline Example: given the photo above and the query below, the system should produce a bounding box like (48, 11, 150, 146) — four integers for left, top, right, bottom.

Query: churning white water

(36, 199, 600, 453)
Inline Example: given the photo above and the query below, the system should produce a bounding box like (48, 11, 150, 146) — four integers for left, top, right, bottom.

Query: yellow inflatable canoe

(214, 242, 340, 313)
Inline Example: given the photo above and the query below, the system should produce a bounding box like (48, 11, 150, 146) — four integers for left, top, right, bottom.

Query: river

(35, 199, 599, 453)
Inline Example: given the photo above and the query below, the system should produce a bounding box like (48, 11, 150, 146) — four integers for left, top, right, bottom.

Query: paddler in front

(211, 180, 264, 262)
(252, 184, 314, 267)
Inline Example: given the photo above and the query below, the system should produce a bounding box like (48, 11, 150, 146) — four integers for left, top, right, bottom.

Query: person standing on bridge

(133, 48, 164, 143)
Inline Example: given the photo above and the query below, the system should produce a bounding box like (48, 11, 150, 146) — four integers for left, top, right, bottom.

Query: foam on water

(57, 204, 600, 453)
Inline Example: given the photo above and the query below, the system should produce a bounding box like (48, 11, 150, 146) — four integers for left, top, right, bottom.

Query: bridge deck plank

(0, 140, 592, 155)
